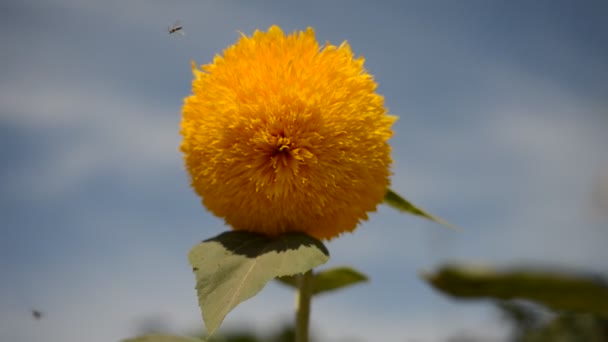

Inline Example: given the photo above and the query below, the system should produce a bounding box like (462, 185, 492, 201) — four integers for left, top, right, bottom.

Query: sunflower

(181, 26, 396, 240)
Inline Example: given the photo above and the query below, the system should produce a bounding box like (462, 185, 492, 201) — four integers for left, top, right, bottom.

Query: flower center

(273, 136, 292, 155)
(269, 136, 298, 173)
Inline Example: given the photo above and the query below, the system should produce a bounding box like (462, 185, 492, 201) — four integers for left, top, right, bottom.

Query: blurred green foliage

(204, 325, 301, 342)
(424, 264, 608, 341)
(499, 302, 608, 342)
(424, 264, 608, 317)
(127, 325, 306, 342)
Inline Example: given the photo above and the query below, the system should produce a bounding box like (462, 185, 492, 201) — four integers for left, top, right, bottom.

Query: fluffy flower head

(181, 26, 396, 240)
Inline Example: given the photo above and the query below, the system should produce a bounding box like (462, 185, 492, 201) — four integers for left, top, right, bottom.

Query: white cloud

(1, 80, 182, 201)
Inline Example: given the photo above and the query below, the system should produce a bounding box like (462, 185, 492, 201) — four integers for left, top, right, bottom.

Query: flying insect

(168, 21, 184, 35)
(31, 309, 43, 320)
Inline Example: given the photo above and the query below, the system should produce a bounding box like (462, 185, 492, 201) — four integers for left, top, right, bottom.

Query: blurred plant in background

(499, 302, 608, 342)
(426, 265, 608, 342)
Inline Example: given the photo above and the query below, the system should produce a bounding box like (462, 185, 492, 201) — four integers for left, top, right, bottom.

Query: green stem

(295, 270, 314, 342)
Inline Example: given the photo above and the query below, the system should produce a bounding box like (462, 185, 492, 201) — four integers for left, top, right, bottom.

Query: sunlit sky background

(1, 1, 608, 341)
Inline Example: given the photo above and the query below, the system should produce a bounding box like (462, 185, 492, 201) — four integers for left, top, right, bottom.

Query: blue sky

(1, 1, 608, 341)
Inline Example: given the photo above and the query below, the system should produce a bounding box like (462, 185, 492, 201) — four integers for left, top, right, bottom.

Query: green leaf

(422, 264, 608, 317)
(123, 334, 201, 342)
(277, 266, 368, 296)
(384, 188, 457, 229)
(189, 231, 329, 337)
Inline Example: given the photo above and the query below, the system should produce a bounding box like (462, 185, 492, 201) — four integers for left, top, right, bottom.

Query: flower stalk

(295, 270, 314, 342)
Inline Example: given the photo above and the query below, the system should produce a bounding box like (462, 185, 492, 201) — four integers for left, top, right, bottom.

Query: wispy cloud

(1, 80, 182, 201)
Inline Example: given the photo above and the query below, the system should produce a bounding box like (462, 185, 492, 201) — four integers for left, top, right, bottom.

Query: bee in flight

(31, 309, 43, 320)
(168, 21, 184, 35)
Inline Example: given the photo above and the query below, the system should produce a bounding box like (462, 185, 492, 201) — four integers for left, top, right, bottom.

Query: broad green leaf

(423, 264, 608, 317)
(277, 266, 368, 295)
(123, 334, 201, 342)
(189, 231, 329, 337)
(384, 188, 457, 229)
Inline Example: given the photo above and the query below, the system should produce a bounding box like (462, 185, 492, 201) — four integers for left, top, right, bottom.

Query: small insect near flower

(168, 21, 184, 35)
(31, 309, 43, 320)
